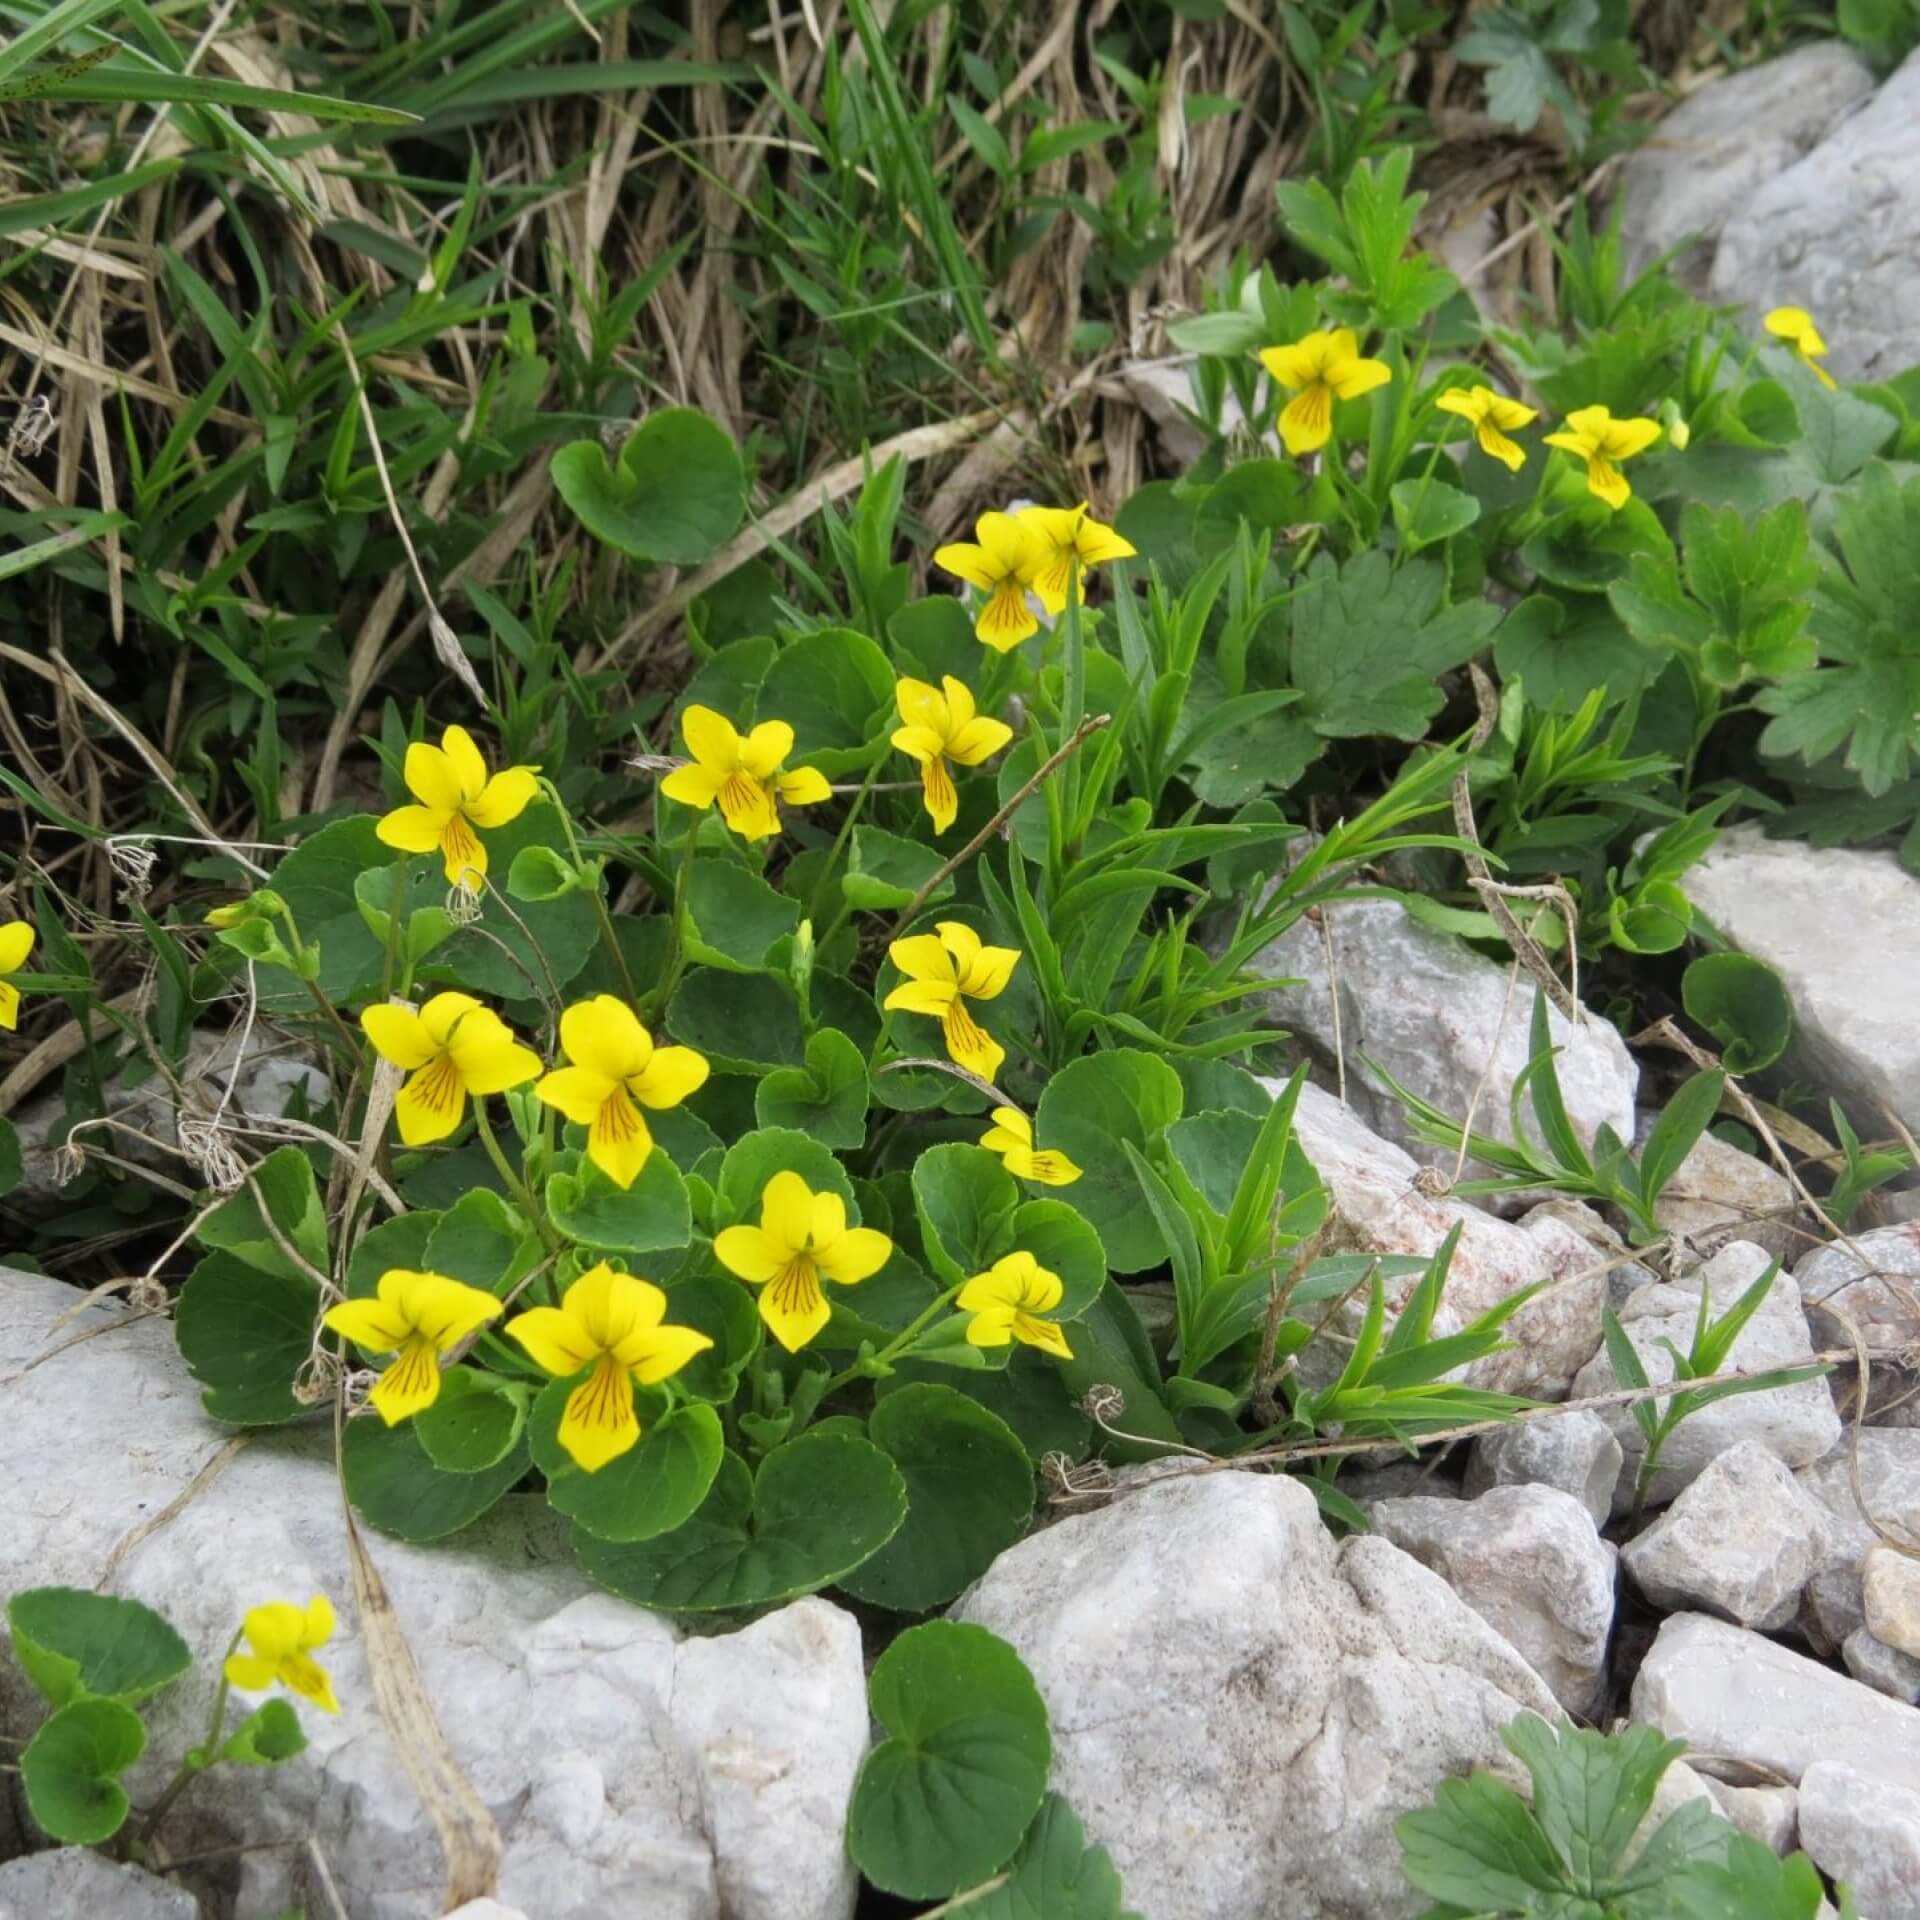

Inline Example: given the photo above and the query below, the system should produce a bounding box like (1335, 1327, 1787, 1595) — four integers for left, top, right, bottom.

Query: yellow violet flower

(1257, 329, 1393, 456)
(376, 724, 539, 888)
(883, 922, 1021, 1082)
(658, 706, 832, 843)
(0, 920, 35, 1031)
(958, 1251, 1072, 1360)
(1765, 306, 1837, 389)
(535, 996, 709, 1190)
(933, 512, 1047, 652)
(1434, 385, 1539, 472)
(891, 676, 1014, 836)
(1013, 502, 1137, 615)
(506, 1263, 712, 1473)
(714, 1170, 893, 1353)
(360, 991, 542, 1146)
(322, 1269, 503, 1425)
(978, 1106, 1082, 1187)
(224, 1594, 340, 1715)
(1541, 405, 1662, 512)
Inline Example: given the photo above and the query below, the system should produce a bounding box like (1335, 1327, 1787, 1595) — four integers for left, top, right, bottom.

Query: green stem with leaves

(472, 1098, 558, 1254)
(131, 1630, 242, 1857)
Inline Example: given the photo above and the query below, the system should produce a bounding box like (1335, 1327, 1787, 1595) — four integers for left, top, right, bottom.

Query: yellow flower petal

(895, 676, 946, 735)
(888, 933, 955, 984)
(1004, 1146, 1083, 1186)
(625, 1322, 713, 1384)
(740, 720, 796, 779)
(777, 766, 832, 808)
(223, 1652, 280, 1692)
(761, 1169, 816, 1249)
(0, 921, 33, 974)
(368, 1337, 443, 1424)
(1476, 422, 1527, 472)
(1584, 455, 1632, 512)
(814, 1225, 892, 1286)
(920, 753, 958, 834)
(239, 1602, 305, 1663)
(375, 804, 449, 855)
(1329, 355, 1391, 401)
(680, 705, 742, 771)
(976, 511, 1041, 578)
(933, 541, 1002, 592)
(506, 1304, 598, 1378)
(557, 1354, 642, 1473)
(360, 1003, 437, 1071)
(1279, 384, 1334, 456)
(394, 1271, 504, 1351)
(660, 763, 726, 809)
(394, 1059, 468, 1145)
(465, 765, 539, 829)
(536, 1063, 620, 1128)
(943, 1000, 1005, 1080)
(1012, 1313, 1073, 1359)
(945, 716, 1013, 767)
(323, 1296, 412, 1353)
(964, 1304, 1016, 1347)
(980, 1107, 1032, 1153)
(956, 942, 1019, 1001)
(403, 741, 463, 814)
(587, 1085, 654, 1190)
(303, 1595, 335, 1647)
(891, 724, 943, 766)
(1601, 417, 1662, 460)
(445, 1011, 543, 1095)
(437, 811, 486, 887)
(714, 1223, 787, 1284)
(631, 1045, 710, 1110)
(1257, 339, 1320, 391)
(0, 978, 17, 1031)
(758, 1257, 830, 1352)
(1072, 517, 1136, 565)
(280, 1652, 341, 1715)
(715, 771, 782, 841)
(976, 581, 1038, 652)
(883, 977, 960, 1018)
(1765, 306, 1814, 344)
(561, 995, 651, 1082)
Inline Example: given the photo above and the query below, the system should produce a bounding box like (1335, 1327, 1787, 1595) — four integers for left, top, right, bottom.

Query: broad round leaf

(913, 1144, 1020, 1287)
(1683, 951, 1794, 1075)
(838, 1385, 1035, 1612)
(220, 1697, 308, 1767)
(345, 1210, 438, 1297)
(841, 824, 955, 914)
(175, 1251, 318, 1426)
(668, 968, 808, 1070)
(686, 860, 803, 973)
(545, 1147, 691, 1255)
(572, 1432, 906, 1612)
(665, 1272, 762, 1401)
(342, 1417, 529, 1542)
(550, 408, 746, 566)
(531, 1385, 724, 1543)
(963, 1792, 1141, 1920)
(755, 1027, 869, 1149)
(1032, 1051, 1184, 1272)
(414, 1369, 528, 1474)
(848, 1619, 1052, 1899)
(21, 1697, 145, 1845)
(1390, 475, 1479, 552)
(756, 626, 896, 771)
(193, 1144, 329, 1281)
(881, 1351, 1092, 1463)
(7, 1588, 190, 1709)
(716, 1125, 855, 1224)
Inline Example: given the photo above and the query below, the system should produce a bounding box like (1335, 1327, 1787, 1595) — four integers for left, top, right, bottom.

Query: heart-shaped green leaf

(175, 1251, 318, 1426)
(531, 1383, 724, 1543)
(8, 1589, 190, 1709)
(21, 1697, 145, 1845)
(1032, 1051, 1184, 1273)
(545, 1147, 691, 1255)
(550, 407, 745, 565)
(342, 1416, 529, 1542)
(755, 1027, 869, 1149)
(1683, 951, 1794, 1075)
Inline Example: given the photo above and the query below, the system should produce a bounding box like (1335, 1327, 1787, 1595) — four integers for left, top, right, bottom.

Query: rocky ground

(5, 36, 1920, 1920)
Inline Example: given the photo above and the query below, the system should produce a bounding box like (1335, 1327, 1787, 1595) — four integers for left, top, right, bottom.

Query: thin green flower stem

(541, 776, 640, 1008)
(648, 811, 702, 1020)
(1396, 432, 1450, 533)
(809, 748, 886, 933)
(471, 1099, 559, 1254)
(821, 1282, 963, 1397)
(378, 855, 408, 1002)
(133, 1629, 243, 1855)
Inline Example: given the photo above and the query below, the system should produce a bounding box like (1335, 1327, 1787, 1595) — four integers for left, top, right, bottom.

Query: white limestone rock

(1681, 825, 1920, 1135)
(1280, 1080, 1609, 1402)
(1636, 1115, 1796, 1264)
(1247, 889, 1637, 1173)
(1797, 1428, 1920, 1648)
(1632, 1612, 1920, 1794)
(1570, 1241, 1839, 1512)
(1864, 1543, 1920, 1660)
(0, 1270, 866, 1920)
(1621, 1438, 1831, 1630)
(0, 1850, 198, 1920)
(952, 1469, 1561, 1920)
(1465, 1408, 1623, 1527)
(1843, 1625, 1920, 1704)
(1613, 43, 1875, 293)
(1368, 1484, 1617, 1715)
(1799, 1761, 1920, 1920)
(1796, 1222, 1920, 1357)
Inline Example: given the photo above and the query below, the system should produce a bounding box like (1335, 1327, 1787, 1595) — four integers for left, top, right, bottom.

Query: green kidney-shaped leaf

(193, 1143, 329, 1280)
(1032, 1051, 1184, 1273)
(550, 407, 746, 565)
(848, 1619, 1052, 1899)
(966, 1793, 1144, 1920)
(7, 1588, 190, 1709)
(756, 626, 896, 772)
(21, 1697, 145, 1845)
(413, 1368, 528, 1473)
(545, 1147, 692, 1255)
(345, 1210, 439, 1297)
(838, 1385, 1035, 1612)
(667, 967, 809, 1070)
(342, 1417, 529, 1542)
(572, 1431, 906, 1612)
(663, 1272, 763, 1402)
(531, 1382, 724, 1543)
(754, 1026, 869, 1149)
(175, 1251, 318, 1426)
(686, 859, 803, 972)
(220, 1697, 309, 1767)
(842, 825, 955, 913)
(1682, 950, 1794, 1075)
(716, 1125, 856, 1224)
(880, 1351, 1092, 1463)
(1390, 476, 1479, 552)
(422, 1186, 540, 1295)
(913, 1144, 1020, 1286)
